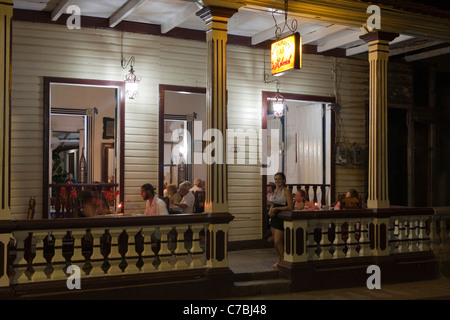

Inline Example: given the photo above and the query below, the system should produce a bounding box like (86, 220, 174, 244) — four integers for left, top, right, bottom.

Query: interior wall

(51, 84, 116, 183)
(165, 91, 207, 185)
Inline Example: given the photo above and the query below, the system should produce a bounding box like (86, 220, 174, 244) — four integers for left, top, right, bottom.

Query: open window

(158, 85, 206, 196)
(44, 77, 125, 218)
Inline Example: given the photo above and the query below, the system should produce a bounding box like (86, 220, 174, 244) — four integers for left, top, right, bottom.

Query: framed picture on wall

(103, 117, 114, 139)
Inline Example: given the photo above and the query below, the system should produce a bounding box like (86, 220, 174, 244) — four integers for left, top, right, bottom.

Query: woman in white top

(268, 172, 293, 269)
(141, 183, 168, 216)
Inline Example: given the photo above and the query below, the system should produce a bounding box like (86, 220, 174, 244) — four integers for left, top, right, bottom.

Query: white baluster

(389, 218, 399, 254)
(53, 230, 69, 281)
(140, 227, 158, 273)
(397, 219, 408, 253)
(319, 221, 332, 260)
(332, 221, 346, 259)
(306, 226, 316, 261)
(359, 220, 372, 257)
(158, 226, 173, 271)
(27, 231, 46, 282)
(429, 218, 440, 253)
(174, 226, 190, 270)
(108, 228, 125, 275)
(89, 229, 108, 277)
(408, 218, 419, 252)
(190, 224, 206, 268)
(346, 221, 358, 258)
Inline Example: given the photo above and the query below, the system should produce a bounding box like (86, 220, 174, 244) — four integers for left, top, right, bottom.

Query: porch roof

(12, 0, 450, 61)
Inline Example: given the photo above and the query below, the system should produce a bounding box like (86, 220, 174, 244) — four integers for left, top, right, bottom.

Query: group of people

(267, 182, 315, 212)
(141, 178, 206, 216)
(266, 171, 361, 269)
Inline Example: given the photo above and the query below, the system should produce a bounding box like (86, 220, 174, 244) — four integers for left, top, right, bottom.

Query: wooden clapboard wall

(10, 21, 368, 241)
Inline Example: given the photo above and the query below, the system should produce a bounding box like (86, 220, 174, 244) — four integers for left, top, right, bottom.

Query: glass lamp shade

(124, 66, 141, 99)
(273, 95, 285, 117)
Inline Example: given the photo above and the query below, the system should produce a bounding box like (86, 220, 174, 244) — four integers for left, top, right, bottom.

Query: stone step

(234, 270, 280, 282)
(232, 277, 291, 298)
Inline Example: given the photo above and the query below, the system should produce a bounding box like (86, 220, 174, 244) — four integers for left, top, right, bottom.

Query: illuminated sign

(271, 33, 302, 76)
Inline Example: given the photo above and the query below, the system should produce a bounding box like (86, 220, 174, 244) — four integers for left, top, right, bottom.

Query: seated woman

(294, 189, 315, 210)
(82, 191, 98, 217)
(334, 188, 360, 210)
(166, 184, 181, 206)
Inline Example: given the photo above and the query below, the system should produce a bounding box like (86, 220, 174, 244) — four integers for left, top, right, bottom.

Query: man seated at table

(141, 183, 168, 216)
(172, 181, 195, 213)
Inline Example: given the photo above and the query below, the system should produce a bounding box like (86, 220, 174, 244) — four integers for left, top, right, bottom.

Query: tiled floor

(227, 248, 450, 300)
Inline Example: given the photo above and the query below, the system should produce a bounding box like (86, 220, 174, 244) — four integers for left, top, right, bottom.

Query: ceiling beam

(251, 17, 315, 45)
(390, 39, 444, 57)
(317, 29, 364, 52)
(244, 0, 450, 42)
(346, 34, 415, 56)
(404, 46, 450, 62)
(109, 0, 148, 28)
(162, 2, 203, 34)
(302, 24, 347, 45)
(51, 0, 72, 21)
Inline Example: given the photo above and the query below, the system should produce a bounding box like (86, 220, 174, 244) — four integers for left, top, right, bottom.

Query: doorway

(262, 91, 336, 237)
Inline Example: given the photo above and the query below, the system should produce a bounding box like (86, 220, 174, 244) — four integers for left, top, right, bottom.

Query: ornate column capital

(196, 5, 239, 23)
(360, 31, 399, 44)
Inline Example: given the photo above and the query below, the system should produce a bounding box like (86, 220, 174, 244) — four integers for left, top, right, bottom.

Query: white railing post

(283, 218, 308, 263)
(332, 221, 346, 259)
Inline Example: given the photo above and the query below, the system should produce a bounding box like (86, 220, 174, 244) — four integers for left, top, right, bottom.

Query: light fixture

(272, 82, 285, 118)
(121, 56, 141, 99)
(272, 0, 298, 40)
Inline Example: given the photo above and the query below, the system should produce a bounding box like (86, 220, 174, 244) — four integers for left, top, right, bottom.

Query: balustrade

(0, 213, 232, 289)
(286, 184, 331, 207)
(280, 207, 439, 264)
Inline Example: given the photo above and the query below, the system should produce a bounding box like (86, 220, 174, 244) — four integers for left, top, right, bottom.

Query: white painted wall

(11, 21, 368, 241)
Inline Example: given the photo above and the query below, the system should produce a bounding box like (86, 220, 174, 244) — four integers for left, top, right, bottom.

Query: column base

(367, 199, 390, 209)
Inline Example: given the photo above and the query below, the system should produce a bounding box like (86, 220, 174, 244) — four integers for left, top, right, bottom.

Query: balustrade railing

(2, 207, 450, 296)
(0, 213, 233, 289)
(430, 207, 450, 260)
(279, 207, 450, 263)
(286, 184, 331, 207)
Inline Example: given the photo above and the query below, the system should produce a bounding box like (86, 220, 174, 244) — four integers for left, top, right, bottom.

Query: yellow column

(197, 5, 239, 213)
(360, 32, 398, 209)
(0, 0, 12, 290)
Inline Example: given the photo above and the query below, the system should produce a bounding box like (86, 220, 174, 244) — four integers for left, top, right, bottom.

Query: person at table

(333, 188, 360, 210)
(166, 183, 182, 206)
(266, 182, 276, 207)
(189, 178, 205, 193)
(294, 189, 315, 211)
(82, 191, 98, 217)
(268, 172, 293, 269)
(141, 183, 168, 216)
(172, 181, 195, 213)
(65, 173, 78, 184)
